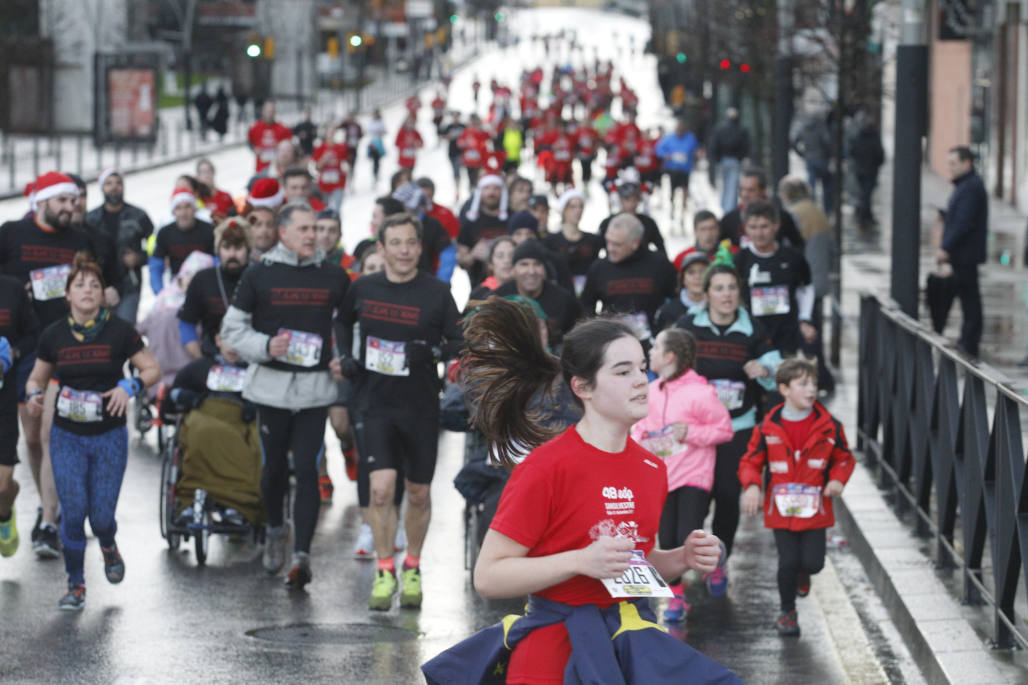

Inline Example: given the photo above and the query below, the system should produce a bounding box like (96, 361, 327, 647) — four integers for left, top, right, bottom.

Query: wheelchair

(158, 394, 268, 565)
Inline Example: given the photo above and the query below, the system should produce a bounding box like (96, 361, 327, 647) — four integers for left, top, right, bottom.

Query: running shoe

(399, 567, 422, 609)
(662, 595, 690, 623)
(776, 609, 801, 636)
(319, 475, 334, 503)
(101, 543, 125, 584)
(704, 541, 728, 597)
(394, 525, 407, 553)
(343, 447, 358, 482)
(0, 509, 18, 557)
(34, 523, 61, 560)
(263, 525, 289, 574)
(285, 552, 312, 589)
(796, 572, 811, 598)
(369, 570, 397, 611)
(353, 523, 374, 559)
(58, 583, 86, 611)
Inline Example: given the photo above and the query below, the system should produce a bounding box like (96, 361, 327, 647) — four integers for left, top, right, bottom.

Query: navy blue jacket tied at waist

(422, 595, 743, 685)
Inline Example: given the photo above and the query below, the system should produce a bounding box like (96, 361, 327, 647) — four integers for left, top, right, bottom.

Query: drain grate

(246, 622, 418, 645)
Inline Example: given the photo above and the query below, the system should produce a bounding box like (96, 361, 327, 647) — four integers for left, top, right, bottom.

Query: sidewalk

(0, 40, 482, 200)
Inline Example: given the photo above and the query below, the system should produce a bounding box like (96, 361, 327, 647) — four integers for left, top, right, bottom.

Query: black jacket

(942, 170, 988, 265)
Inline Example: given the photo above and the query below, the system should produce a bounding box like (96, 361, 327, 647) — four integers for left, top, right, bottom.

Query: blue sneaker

(663, 595, 690, 622)
(704, 541, 729, 598)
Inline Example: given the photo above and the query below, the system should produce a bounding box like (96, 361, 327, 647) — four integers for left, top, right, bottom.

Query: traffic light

(494, 11, 504, 22)
(719, 59, 731, 70)
(676, 52, 686, 64)
(264, 37, 275, 59)
(246, 42, 261, 58)
(349, 33, 363, 48)
(327, 37, 339, 58)
(450, 13, 459, 24)
(739, 63, 751, 73)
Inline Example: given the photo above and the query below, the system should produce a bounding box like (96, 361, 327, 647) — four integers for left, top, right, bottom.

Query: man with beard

(149, 189, 216, 294)
(719, 167, 804, 250)
(85, 168, 154, 323)
(0, 171, 120, 559)
(178, 220, 251, 359)
(456, 175, 508, 287)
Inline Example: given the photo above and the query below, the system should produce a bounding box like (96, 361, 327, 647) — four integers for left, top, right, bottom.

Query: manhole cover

(246, 622, 418, 645)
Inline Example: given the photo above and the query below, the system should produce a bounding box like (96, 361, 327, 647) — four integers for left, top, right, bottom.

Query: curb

(833, 463, 1018, 684)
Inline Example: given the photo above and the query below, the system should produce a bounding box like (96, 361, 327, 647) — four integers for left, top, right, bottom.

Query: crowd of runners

(0, 40, 854, 683)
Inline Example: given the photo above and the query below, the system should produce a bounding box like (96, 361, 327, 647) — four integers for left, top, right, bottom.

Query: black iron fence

(858, 293, 1028, 650)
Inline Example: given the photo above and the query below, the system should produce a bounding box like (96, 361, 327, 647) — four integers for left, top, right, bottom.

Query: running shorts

(360, 413, 439, 484)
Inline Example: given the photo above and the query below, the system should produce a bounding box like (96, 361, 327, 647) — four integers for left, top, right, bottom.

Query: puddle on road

(247, 622, 419, 645)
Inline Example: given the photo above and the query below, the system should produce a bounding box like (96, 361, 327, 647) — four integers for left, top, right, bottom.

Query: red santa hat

(32, 171, 78, 207)
(170, 189, 197, 210)
(248, 178, 284, 210)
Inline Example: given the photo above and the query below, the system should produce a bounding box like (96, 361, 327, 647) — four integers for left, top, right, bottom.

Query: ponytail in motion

(462, 297, 635, 469)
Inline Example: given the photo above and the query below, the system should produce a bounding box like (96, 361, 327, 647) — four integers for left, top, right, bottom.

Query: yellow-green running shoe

(369, 570, 397, 611)
(0, 509, 18, 558)
(400, 567, 422, 609)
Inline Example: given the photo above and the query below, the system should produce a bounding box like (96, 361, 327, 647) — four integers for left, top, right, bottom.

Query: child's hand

(682, 530, 721, 574)
(824, 480, 845, 498)
(670, 421, 689, 443)
(741, 485, 762, 516)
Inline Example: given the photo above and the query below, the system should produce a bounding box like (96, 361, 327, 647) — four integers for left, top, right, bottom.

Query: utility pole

(890, 0, 927, 316)
(773, 0, 794, 186)
(181, 0, 197, 131)
(830, 0, 847, 366)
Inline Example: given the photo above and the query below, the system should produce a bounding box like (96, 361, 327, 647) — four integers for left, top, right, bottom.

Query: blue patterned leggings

(50, 425, 128, 585)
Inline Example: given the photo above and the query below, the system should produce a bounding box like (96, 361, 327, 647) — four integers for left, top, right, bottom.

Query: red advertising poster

(107, 68, 156, 138)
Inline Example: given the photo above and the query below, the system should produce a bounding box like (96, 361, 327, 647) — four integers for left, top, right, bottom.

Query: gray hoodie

(220, 243, 339, 410)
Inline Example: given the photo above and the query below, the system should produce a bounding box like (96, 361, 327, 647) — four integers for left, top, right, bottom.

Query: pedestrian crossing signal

(676, 53, 686, 64)
(246, 43, 261, 58)
(349, 34, 363, 48)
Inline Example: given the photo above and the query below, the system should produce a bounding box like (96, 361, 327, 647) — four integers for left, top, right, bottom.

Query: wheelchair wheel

(159, 444, 181, 550)
(194, 505, 211, 565)
(135, 398, 153, 435)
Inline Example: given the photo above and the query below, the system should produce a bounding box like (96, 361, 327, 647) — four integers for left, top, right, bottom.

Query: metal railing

(858, 292, 1028, 650)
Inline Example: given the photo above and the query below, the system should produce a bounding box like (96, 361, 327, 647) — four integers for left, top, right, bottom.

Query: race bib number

(464, 149, 480, 161)
(635, 155, 652, 167)
(573, 274, 587, 297)
(321, 169, 340, 184)
(365, 336, 410, 377)
(277, 329, 323, 368)
(712, 379, 746, 411)
(56, 387, 103, 423)
(751, 286, 791, 316)
(671, 152, 687, 164)
(641, 425, 678, 458)
(402, 147, 416, 158)
(773, 483, 822, 518)
(30, 264, 72, 301)
(259, 148, 275, 162)
(617, 312, 652, 341)
(206, 365, 246, 393)
(601, 550, 674, 598)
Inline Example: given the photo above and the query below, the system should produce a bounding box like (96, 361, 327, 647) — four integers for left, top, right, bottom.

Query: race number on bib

(206, 365, 246, 392)
(321, 169, 340, 184)
(751, 286, 791, 316)
(712, 379, 746, 411)
(572, 274, 587, 297)
(772, 483, 822, 518)
(277, 329, 323, 368)
(365, 336, 410, 377)
(56, 387, 103, 423)
(671, 152, 688, 164)
(30, 264, 72, 301)
(601, 550, 674, 598)
(641, 425, 678, 458)
(617, 312, 652, 342)
(259, 148, 275, 162)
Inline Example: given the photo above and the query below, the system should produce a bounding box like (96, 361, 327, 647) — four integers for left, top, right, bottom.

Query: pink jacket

(631, 369, 734, 492)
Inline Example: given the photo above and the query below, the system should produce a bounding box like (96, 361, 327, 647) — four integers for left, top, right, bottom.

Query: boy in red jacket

(738, 359, 854, 637)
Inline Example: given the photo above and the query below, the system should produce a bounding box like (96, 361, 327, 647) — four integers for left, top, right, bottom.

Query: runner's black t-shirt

(178, 265, 245, 357)
(580, 251, 676, 336)
(457, 212, 509, 286)
(542, 231, 604, 277)
(441, 122, 466, 158)
(87, 204, 154, 293)
(598, 213, 667, 258)
(0, 274, 40, 407)
(494, 280, 581, 346)
(0, 217, 116, 327)
(676, 310, 777, 420)
(153, 220, 216, 275)
(339, 271, 463, 417)
(37, 316, 144, 435)
(733, 244, 812, 354)
(231, 258, 350, 372)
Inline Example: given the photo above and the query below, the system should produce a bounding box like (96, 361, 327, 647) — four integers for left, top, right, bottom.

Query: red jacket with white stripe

(737, 403, 855, 530)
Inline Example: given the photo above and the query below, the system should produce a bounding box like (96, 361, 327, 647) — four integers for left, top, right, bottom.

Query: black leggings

(257, 404, 327, 553)
(773, 528, 826, 612)
(710, 428, 750, 557)
(659, 485, 711, 585)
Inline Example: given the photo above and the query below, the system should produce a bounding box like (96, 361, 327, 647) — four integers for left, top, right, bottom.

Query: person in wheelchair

(168, 333, 259, 530)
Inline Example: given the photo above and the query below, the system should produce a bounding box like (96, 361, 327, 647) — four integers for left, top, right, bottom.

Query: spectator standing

(792, 112, 834, 213)
(708, 108, 751, 214)
(847, 112, 885, 230)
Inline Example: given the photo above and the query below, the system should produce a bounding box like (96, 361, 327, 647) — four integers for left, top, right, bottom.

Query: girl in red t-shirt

(458, 301, 726, 684)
